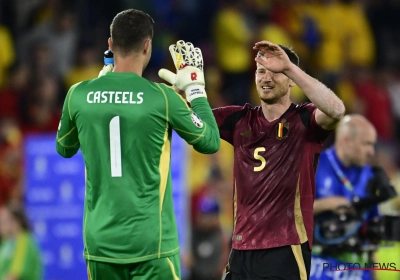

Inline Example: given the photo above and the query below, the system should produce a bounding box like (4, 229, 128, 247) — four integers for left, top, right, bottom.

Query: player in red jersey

(212, 41, 346, 280)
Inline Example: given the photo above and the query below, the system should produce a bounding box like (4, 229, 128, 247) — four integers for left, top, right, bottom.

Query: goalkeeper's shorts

(86, 253, 180, 280)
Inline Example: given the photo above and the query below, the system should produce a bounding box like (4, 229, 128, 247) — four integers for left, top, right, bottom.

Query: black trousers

(225, 242, 311, 280)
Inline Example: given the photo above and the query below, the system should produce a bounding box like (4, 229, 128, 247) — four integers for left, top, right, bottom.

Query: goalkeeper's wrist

(185, 84, 207, 103)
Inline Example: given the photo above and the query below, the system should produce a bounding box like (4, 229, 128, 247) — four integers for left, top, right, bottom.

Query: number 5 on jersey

(254, 147, 266, 172)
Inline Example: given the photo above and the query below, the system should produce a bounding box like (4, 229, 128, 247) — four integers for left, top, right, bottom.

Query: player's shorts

(225, 241, 311, 280)
(86, 253, 180, 280)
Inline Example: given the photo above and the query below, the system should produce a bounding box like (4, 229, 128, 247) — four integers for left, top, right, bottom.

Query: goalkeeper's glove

(158, 40, 207, 103)
(98, 64, 113, 77)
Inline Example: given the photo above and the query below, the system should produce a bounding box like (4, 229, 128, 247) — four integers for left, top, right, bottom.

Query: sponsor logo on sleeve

(191, 112, 203, 128)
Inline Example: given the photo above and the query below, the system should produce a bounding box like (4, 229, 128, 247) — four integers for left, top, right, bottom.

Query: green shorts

(86, 253, 180, 280)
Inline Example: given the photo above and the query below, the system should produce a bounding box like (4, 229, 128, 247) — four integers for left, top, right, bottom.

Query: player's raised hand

(98, 64, 113, 77)
(158, 40, 207, 103)
(253, 41, 293, 74)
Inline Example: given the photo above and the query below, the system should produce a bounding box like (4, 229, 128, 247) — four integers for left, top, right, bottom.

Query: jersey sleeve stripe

(172, 91, 190, 110)
(155, 83, 169, 123)
(155, 82, 172, 258)
(158, 83, 190, 110)
(188, 123, 207, 144)
(57, 140, 80, 148)
(156, 83, 202, 145)
(67, 82, 82, 120)
(158, 128, 171, 257)
(57, 127, 78, 143)
(160, 83, 175, 91)
(173, 127, 205, 137)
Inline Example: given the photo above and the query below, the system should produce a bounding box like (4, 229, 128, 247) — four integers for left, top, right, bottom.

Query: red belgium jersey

(213, 103, 330, 250)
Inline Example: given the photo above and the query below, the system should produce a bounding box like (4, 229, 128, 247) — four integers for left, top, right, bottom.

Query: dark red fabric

(213, 103, 330, 250)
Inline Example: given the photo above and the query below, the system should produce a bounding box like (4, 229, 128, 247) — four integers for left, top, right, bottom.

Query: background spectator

(0, 202, 43, 280)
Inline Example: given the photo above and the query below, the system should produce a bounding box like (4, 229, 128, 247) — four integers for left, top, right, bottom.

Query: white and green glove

(158, 40, 207, 103)
(98, 64, 113, 77)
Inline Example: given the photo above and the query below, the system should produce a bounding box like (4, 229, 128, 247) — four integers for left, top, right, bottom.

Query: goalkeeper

(56, 9, 219, 280)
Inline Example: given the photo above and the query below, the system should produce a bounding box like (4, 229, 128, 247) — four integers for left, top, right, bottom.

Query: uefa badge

(191, 112, 203, 128)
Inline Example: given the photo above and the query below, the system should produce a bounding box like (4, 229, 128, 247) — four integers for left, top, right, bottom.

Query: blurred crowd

(1, 0, 400, 279)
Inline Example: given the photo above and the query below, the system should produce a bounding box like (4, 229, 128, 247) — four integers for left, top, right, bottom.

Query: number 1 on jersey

(110, 116, 122, 177)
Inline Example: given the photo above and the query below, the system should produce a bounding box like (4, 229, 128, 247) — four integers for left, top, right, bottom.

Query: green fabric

(313, 245, 372, 263)
(56, 72, 219, 264)
(86, 253, 181, 280)
(329, 251, 371, 263)
(375, 241, 400, 280)
(0, 232, 43, 280)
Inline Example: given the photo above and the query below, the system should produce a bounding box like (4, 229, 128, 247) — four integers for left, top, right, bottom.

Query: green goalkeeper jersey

(56, 71, 220, 264)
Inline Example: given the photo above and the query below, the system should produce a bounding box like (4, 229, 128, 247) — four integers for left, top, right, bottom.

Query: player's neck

(261, 100, 291, 122)
(113, 57, 144, 76)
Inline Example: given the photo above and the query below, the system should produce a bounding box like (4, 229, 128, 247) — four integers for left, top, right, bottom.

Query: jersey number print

(109, 116, 122, 177)
(254, 147, 266, 172)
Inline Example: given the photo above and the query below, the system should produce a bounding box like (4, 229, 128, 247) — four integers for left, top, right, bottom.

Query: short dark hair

(110, 9, 155, 55)
(279, 44, 299, 66)
(256, 44, 300, 66)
